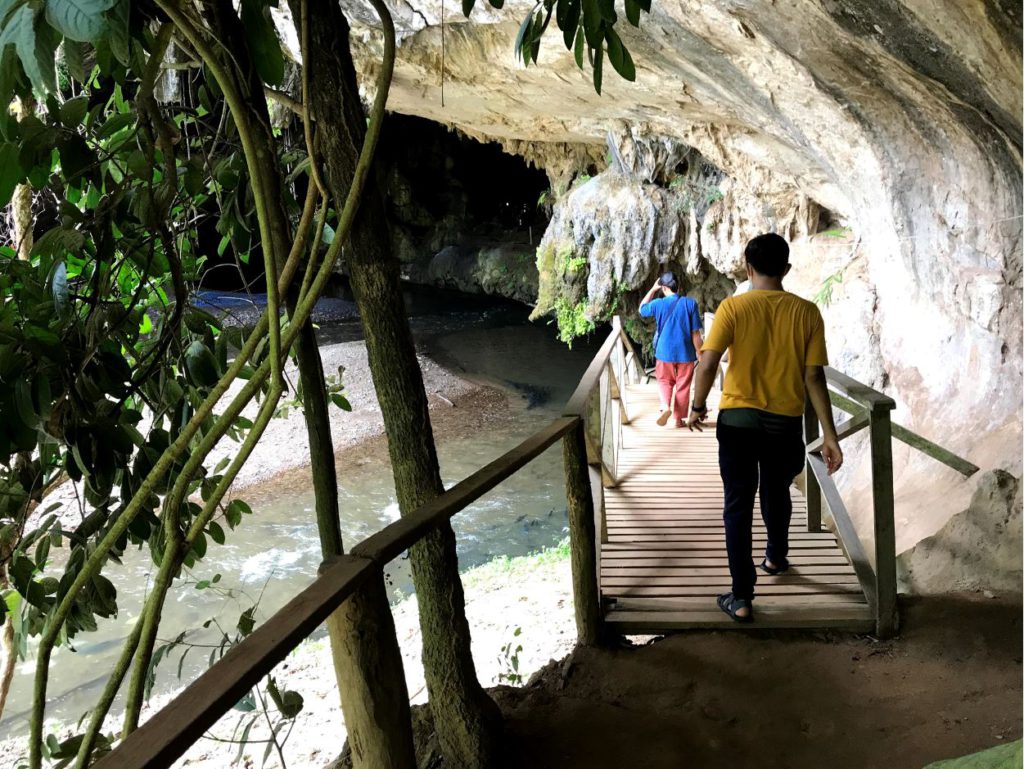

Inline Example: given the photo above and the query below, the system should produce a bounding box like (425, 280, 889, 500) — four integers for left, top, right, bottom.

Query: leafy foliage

(464, 0, 650, 93)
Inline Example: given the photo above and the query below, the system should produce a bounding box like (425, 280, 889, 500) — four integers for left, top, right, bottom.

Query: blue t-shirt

(639, 294, 702, 363)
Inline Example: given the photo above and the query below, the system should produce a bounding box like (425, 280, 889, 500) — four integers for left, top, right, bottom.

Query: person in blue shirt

(639, 272, 704, 427)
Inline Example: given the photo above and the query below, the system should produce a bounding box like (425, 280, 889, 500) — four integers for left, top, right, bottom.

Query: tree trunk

(11, 96, 33, 260)
(302, 2, 502, 766)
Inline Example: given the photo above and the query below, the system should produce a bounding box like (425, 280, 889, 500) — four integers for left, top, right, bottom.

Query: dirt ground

(495, 594, 1023, 769)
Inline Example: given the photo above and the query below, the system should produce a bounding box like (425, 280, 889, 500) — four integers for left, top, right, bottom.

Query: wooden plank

(604, 607, 874, 632)
(608, 595, 868, 610)
(804, 399, 822, 533)
(601, 548, 843, 558)
(891, 422, 979, 477)
(602, 565, 856, 577)
(869, 407, 898, 639)
(602, 574, 861, 587)
(94, 555, 376, 769)
(604, 539, 844, 550)
(601, 556, 850, 567)
(353, 417, 578, 564)
(806, 410, 869, 453)
(824, 366, 896, 409)
(807, 453, 877, 610)
(607, 584, 863, 596)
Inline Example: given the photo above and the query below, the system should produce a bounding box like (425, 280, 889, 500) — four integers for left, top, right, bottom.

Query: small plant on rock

(496, 626, 524, 686)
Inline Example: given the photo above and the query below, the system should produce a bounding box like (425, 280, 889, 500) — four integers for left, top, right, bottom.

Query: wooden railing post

(323, 560, 417, 769)
(868, 405, 898, 638)
(563, 420, 603, 646)
(803, 400, 822, 532)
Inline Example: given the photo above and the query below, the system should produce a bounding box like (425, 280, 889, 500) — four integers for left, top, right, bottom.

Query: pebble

(983, 590, 996, 599)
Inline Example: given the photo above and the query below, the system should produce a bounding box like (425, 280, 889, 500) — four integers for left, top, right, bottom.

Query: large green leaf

(605, 27, 635, 81)
(0, 5, 57, 93)
(580, 0, 601, 48)
(240, 0, 284, 86)
(593, 43, 603, 94)
(45, 0, 115, 42)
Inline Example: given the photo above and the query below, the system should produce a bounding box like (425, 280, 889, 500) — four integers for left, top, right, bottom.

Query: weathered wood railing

(803, 367, 979, 639)
(96, 320, 637, 769)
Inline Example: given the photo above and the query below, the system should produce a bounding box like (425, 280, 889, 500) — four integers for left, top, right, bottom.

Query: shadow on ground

(493, 593, 1022, 769)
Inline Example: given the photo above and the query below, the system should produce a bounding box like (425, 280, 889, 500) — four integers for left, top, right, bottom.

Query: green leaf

(330, 393, 352, 411)
(593, 43, 603, 94)
(267, 678, 304, 718)
(580, 0, 601, 48)
(488, 0, 503, 8)
(1, 5, 60, 93)
(605, 27, 635, 81)
(240, 0, 284, 86)
(106, 0, 129, 65)
(237, 606, 256, 636)
(208, 520, 225, 545)
(561, 0, 580, 48)
(45, 0, 116, 42)
(63, 38, 89, 81)
(0, 141, 24, 206)
(573, 27, 585, 69)
(513, 11, 533, 61)
(59, 95, 89, 126)
(597, 0, 615, 22)
(96, 110, 133, 140)
(462, 0, 475, 16)
(624, 0, 640, 26)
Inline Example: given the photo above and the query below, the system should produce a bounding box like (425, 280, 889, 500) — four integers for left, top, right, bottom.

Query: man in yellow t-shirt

(686, 233, 844, 623)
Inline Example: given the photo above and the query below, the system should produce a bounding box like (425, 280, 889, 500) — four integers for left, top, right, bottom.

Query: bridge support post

(868, 404, 899, 639)
(323, 560, 416, 769)
(563, 420, 603, 646)
(803, 401, 822, 532)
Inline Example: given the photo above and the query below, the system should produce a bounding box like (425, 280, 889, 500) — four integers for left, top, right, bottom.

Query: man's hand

(821, 436, 844, 475)
(686, 409, 709, 432)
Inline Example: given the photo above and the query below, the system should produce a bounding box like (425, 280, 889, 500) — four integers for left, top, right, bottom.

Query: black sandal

(717, 593, 753, 623)
(759, 558, 789, 576)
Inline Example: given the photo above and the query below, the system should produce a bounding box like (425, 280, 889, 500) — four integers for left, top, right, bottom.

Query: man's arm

(692, 330, 704, 361)
(639, 280, 665, 312)
(805, 365, 844, 474)
(686, 349, 723, 431)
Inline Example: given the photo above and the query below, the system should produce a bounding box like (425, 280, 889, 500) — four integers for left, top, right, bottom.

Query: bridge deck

(602, 384, 874, 633)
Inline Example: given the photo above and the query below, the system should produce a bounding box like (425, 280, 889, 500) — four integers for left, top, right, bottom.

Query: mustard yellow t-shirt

(703, 290, 828, 417)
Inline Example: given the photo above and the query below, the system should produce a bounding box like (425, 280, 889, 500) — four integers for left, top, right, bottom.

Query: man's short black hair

(659, 271, 678, 291)
(744, 233, 790, 277)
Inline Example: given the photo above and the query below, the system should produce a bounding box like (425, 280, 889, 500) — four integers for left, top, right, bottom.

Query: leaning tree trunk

(10, 96, 33, 260)
(302, 2, 502, 766)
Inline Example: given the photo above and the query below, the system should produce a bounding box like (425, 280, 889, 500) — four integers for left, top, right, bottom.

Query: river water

(2, 294, 602, 742)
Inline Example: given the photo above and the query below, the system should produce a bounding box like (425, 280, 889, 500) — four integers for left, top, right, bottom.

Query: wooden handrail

(807, 454, 877, 610)
(353, 417, 579, 563)
(94, 319, 640, 768)
(94, 555, 377, 769)
(828, 391, 979, 477)
(806, 411, 869, 452)
(564, 327, 620, 416)
(824, 366, 896, 409)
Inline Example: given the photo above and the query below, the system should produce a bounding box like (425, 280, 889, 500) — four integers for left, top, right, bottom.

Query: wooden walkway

(601, 382, 874, 633)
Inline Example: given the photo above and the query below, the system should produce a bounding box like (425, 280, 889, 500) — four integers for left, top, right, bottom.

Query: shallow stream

(3, 293, 602, 741)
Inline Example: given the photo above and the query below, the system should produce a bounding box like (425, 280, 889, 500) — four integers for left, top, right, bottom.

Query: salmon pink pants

(655, 360, 696, 421)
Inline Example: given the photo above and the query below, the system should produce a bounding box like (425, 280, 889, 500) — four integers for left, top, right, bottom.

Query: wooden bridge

(96, 317, 978, 768)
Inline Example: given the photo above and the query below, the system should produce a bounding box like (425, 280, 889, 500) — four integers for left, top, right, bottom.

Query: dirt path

(496, 594, 1022, 769)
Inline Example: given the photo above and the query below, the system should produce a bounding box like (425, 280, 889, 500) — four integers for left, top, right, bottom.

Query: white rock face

(334, 0, 1022, 590)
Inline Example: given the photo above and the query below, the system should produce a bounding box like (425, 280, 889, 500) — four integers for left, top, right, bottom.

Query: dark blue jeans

(716, 421, 806, 600)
